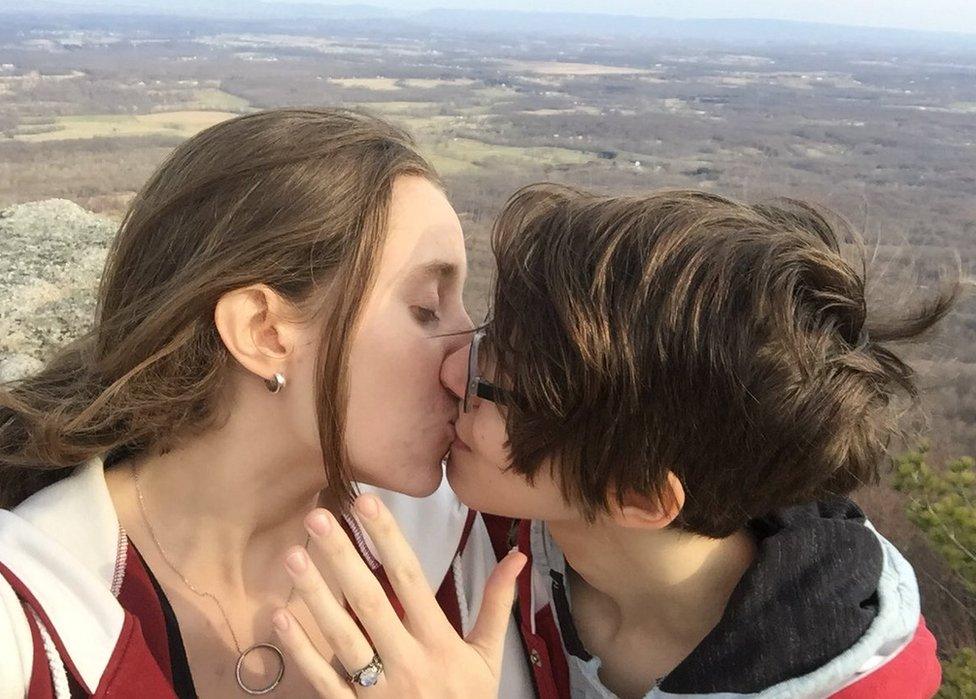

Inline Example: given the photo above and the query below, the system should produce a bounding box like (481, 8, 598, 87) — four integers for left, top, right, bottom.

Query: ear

(611, 472, 686, 530)
(214, 284, 299, 384)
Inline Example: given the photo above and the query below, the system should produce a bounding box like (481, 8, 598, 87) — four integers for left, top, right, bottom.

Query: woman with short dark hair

(439, 185, 949, 698)
(315, 185, 949, 698)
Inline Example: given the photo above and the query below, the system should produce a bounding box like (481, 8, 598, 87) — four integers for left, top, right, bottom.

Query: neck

(548, 518, 757, 649)
(111, 413, 327, 593)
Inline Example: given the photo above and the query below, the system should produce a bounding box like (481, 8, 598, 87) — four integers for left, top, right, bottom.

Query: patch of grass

(359, 101, 439, 115)
(329, 77, 478, 91)
(329, 77, 402, 90)
(499, 60, 652, 76)
(521, 106, 602, 116)
(183, 88, 250, 111)
(421, 136, 593, 175)
(402, 78, 477, 89)
(14, 110, 239, 142)
(349, 101, 592, 174)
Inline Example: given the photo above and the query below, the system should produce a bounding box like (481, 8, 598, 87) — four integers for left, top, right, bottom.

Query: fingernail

(507, 549, 527, 569)
(273, 610, 290, 632)
(286, 548, 308, 574)
(356, 494, 379, 520)
(306, 510, 332, 537)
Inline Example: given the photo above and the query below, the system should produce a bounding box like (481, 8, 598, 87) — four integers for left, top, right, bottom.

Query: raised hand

(273, 494, 527, 698)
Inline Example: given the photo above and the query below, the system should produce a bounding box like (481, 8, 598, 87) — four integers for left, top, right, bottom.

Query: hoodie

(496, 498, 941, 698)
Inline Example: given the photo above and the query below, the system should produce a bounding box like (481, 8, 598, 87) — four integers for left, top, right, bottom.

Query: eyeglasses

(464, 329, 510, 413)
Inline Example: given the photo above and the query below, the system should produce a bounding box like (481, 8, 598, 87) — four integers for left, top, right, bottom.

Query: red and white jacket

(0, 458, 534, 698)
(485, 499, 943, 699)
(0, 459, 943, 699)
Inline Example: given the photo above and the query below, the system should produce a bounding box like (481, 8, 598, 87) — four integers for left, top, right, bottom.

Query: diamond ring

(348, 652, 384, 688)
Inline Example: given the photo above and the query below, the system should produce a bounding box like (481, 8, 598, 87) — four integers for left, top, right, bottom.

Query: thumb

(466, 549, 527, 665)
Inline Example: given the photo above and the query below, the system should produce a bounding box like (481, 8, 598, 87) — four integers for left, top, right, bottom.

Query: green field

(184, 88, 251, 111)
(329, 77, 478, 90)
(14, 110, 241, 142)
(421, 136, 593, 175)
(357, 101, 594, 175)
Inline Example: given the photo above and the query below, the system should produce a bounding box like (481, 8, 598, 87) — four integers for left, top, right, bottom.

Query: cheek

(348, 320, 445, 419)
(449, 413, 570, 519)
(471, 409, 510, 465)
(342, 311, 455, 492)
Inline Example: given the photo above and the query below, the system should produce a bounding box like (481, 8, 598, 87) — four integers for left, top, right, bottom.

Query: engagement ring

(348, 652, 384, 688)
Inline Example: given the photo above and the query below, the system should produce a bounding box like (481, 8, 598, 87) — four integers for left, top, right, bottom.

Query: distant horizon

(19, 0, 976, 37)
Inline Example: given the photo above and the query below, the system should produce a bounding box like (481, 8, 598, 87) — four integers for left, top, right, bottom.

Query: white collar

(0, 458, 470, 693)
(0, 457, 123, 693)
(6, 456, 471, 594)
(355, 468, 470, 589)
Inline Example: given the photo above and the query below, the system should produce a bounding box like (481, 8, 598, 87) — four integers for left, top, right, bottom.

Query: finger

(352, 494, 453, 638)
(272, 608, 356, 698)
(283, 545, 378, 675)
(304, 508, 413, 661)
(466, 549, 527, 667)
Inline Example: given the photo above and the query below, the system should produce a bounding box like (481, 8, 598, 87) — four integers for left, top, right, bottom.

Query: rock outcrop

(0, 199, 116, 381)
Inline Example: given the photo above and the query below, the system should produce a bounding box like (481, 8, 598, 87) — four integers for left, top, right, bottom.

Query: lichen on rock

(0, 199, 117, 381)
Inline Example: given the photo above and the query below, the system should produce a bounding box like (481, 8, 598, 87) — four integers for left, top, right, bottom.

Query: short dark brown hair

(488, 184, 955, 538)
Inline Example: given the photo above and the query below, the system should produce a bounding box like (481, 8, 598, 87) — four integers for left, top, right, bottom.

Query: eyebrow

(411, 260, 460, 283)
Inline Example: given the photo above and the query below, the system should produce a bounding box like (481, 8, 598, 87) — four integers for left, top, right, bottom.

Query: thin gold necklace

(131, 462, 309, 695)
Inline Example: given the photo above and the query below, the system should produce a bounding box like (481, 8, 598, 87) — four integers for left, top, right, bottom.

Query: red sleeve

(831, 617, 941, 699)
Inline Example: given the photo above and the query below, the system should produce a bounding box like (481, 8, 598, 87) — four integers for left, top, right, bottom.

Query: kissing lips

(451, 430, 471, 452)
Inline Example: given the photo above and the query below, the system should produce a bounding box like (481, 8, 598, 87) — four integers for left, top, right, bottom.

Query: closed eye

(412, 306, 440, 325)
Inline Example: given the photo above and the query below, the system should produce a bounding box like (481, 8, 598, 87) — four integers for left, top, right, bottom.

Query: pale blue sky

(282, 0, 976, 35)
(50, 1, 976, 35)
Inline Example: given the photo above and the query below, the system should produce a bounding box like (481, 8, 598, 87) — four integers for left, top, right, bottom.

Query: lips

(447, 422, 457, 441)
(447, 412, 471, 451)
(451, 430, 471, 452)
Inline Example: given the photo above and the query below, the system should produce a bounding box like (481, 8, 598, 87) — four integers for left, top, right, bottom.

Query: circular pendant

(236, 643, 285, 695)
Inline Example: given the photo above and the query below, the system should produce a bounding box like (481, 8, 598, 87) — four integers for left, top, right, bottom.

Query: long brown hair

(488, 184, 956, 537)
(0, 108, 438, 508)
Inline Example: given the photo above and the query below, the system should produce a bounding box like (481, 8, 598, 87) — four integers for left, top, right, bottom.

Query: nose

(456, 308, 475, 342)
(441, 342, 470, 403)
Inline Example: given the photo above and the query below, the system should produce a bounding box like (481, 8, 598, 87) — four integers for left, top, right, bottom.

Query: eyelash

(413, 306, 440, 324)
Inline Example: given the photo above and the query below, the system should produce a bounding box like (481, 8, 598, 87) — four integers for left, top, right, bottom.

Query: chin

(445, 454, 531, 518)
(402, 473, 444, 498)
(388, 454, 445, 498)
(445, 454, 487, 510)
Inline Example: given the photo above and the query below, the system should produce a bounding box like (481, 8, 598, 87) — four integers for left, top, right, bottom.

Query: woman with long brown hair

(0, 108, 533, 697)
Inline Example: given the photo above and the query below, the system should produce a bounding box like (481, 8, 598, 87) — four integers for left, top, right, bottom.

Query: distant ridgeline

(0, 199, 115, 382)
